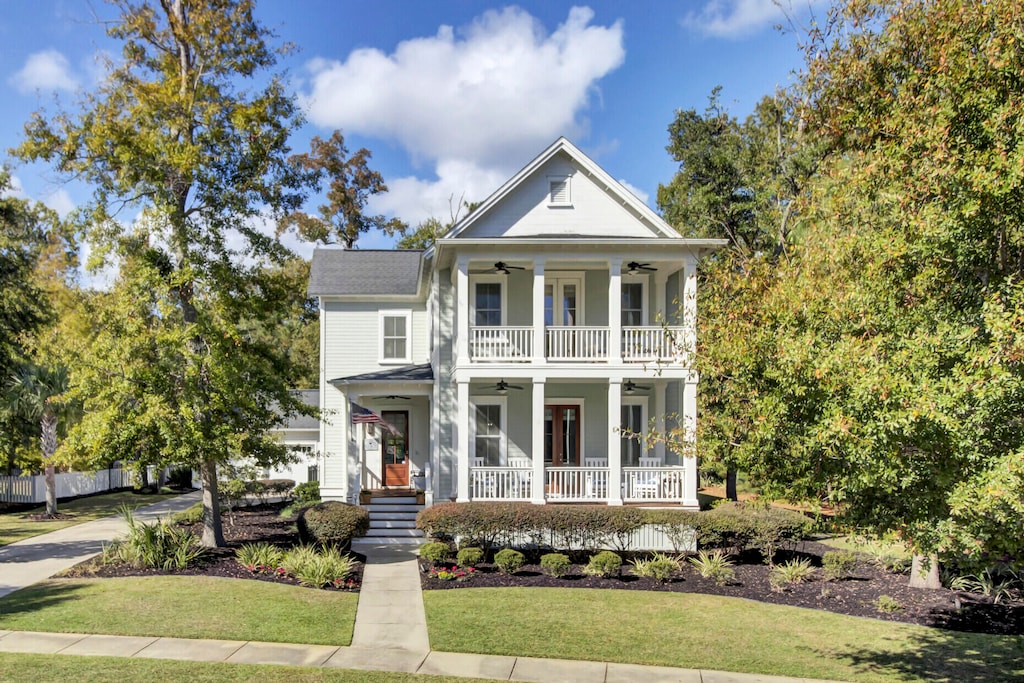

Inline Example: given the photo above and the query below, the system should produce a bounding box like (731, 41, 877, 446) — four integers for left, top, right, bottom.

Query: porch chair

(471, 457, 496, 498)
(507, 456, 531, 498)
(631, 456, 664, 499)
(583, 458, 608, 498)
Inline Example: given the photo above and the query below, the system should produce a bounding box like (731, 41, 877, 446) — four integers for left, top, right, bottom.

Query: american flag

(350, 402, 400, 435)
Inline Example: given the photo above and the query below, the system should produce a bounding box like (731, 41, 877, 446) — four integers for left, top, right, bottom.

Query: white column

(682, 376, 699, 509)
(607, 379, 623, 505)
(608, 258, 622, 364)
(337, 392, 351, 502)
(532, 258, 546, 364)
(531, 378, 546, 504)
(456, 380, 470, 502)
(682, 255, 698, 365)
(654, 272, 668, 324)
(456, 257, 470, 365)
(654, 380, 666, 463)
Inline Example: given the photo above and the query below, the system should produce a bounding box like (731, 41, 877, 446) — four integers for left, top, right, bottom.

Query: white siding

(321, 300, 429, 381)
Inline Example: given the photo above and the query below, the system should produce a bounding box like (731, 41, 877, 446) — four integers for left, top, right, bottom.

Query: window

(621, 281, 645, 326)
(621, 402, 646, 466)
(475, 282, 502, 326)
(380, 311, 411, 363)
(473, 402, 505, 465)
(548, 176, 571, 206)
(307, 465, 319, 482)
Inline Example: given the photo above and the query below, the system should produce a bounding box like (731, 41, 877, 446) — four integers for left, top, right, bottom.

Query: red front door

(382, 411, 409, 487)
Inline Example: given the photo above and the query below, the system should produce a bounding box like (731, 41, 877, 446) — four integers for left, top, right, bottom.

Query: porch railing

(468, 465, 687, 504)
(469, 326, 533, 361)
(546, 327, 608, 361)
(469, 467, 533, 500)
(622, 327, 684, 362)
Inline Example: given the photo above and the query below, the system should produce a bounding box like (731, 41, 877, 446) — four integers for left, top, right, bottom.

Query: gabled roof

(442, 137, 682, 241)
(308, 248, 426, 297)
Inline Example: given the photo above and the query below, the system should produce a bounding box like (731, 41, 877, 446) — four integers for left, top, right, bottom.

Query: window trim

(470, 396, 507, 466)
(544, 272, 586, 326)
(621, 397, 648, 466)
(621, 275, 648, 327)
(547, 175, 572, 207)
(469, 275, 507, 327)
(379, 309, 412, 364)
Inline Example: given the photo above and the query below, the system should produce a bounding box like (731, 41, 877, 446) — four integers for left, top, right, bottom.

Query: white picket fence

(0, 468, 134, 504)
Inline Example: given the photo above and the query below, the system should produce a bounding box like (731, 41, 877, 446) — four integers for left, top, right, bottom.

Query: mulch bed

(419, 543, 1024, 637)
(60, 502, 364, 592)
(56, 503, 1021, 636)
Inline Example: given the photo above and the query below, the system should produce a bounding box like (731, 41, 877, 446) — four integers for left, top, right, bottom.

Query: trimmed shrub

(419, 542, 452, 565)
(822, 550, 858, 581)
(494, 548, 526, 574)
(456, 547, 484, 568)
(260, 478, 296, 500)
(698, 502, 812, 563)
(540, 552, 572, 578)
(293, 481, 321, 507)
(645, 509, 701, 552)
(583, 550, 622, 578)
(298, 501, 370, 548)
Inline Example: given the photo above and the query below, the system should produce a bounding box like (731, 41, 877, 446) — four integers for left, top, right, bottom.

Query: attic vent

(548, 176, 571, 206)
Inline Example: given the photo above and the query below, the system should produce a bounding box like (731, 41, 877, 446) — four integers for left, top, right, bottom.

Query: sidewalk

(0, 501, 850, 683)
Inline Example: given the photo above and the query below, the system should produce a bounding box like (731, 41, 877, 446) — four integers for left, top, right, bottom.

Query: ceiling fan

(626, 261, 657, 274)
(383, 395, 411, 400)
(492, 261, 525, 275)
(623, 380, 650, 395)
(495, 379, 524, 395)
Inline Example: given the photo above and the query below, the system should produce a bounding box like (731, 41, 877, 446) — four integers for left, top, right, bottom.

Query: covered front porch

(468, 461, 689, 504)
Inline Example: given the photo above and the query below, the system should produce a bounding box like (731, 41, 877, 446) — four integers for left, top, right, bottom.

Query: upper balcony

(468, 325, 685, 363)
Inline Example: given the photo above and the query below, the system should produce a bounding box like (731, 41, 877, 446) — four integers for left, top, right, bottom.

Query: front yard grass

(0, 654, 487, 683)
(0, 576, 357, 646)
(0, 490, 173, 546)
(423, 587, 1024, 683)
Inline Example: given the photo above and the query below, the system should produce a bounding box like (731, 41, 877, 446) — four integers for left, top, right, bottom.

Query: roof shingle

(308, 248, 425, 296)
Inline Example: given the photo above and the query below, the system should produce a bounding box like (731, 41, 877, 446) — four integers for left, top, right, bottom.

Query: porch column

(456, 380, 470, 502)
(532, 258, 546, 364)
(456, 256, 470, 365)
(654, 380, 666, 463)
(682, 375, 699, 509)
(654, 272, 668, 324)
(681, 255, 698, 365)
(608, 258, 622, 364)
(607, 379, 623, 505)
(531, 378, 546, 504)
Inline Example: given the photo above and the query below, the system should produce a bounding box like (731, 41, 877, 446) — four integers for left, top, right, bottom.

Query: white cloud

(683, 0, 821, 39)
(40, 188, 75, 218)
(301, 6, 624, 174)
(1, 175, 26, 198)
(10, 49, 79, 93)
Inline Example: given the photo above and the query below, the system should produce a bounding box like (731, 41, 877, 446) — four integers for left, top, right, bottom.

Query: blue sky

(1, 1, 820, 257)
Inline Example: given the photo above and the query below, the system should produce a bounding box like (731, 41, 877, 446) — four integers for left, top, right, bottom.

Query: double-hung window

(380, 310, 411, 363)
(471, 276, 505, 326)
(473, 400, 505, 466)
(621, 281, 644, 326)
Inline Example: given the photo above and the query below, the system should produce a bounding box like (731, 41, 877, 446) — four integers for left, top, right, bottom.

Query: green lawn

(0, 490, 173, 546)
(423, 587, 1024, 683)
(0, 654, 488, 683)
(0, 576, 358, 646)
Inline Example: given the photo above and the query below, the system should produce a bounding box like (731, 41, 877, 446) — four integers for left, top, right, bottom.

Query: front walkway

(0, 497, 850, 683)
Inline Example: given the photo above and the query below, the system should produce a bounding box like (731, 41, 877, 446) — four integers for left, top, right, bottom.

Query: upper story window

(380, 310, 411, 363)
(548, 175, 571, 206)
(621, 281, 644, 326)
(471, 277, 505, 326)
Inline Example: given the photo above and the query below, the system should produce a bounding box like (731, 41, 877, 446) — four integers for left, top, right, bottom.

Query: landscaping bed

(419, 542, 1023, 636)
(62, 502, 364, 592)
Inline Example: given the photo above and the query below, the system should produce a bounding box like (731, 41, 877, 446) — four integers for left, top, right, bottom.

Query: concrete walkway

(0, 499, 850, 683)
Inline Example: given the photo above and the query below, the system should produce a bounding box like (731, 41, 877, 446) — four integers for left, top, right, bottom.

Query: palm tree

(7, 364, 73, 516)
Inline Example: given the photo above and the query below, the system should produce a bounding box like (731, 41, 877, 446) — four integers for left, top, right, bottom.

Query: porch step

(352, 536, 426, 548)
(360, 495, 425, 542)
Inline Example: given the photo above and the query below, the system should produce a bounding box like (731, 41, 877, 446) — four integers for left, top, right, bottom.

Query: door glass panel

(544, 285, 554, 326)
(621, 405, 642, 466)
(562, 285, 577, 326)
(563, 407, 577, 465)
(382, 412, 408, 465)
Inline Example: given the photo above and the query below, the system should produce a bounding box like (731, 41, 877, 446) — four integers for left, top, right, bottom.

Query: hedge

(416, 501, 810, 556)
(298, 501, 370, 548)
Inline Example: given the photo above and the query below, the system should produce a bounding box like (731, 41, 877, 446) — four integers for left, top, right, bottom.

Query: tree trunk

(726, 469, 738, 501)
(41, 411, 58, 515)
(200, 457, 225, 547)
(909, 553, 941, 589)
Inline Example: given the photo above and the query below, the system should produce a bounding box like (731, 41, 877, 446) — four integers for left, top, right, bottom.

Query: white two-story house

(309, 138, 724, 511)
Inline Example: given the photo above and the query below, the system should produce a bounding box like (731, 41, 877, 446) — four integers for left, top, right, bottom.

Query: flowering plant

(430, 565, 475, 581)
(332, 577, 360, 590)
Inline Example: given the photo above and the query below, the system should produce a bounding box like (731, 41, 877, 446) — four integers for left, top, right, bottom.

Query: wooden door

(544, 405, 580, 467)
(381, 411, 409, 487)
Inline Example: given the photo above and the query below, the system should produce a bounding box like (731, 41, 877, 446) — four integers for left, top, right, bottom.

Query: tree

(657, 89, 822, 500)
(6, 365, 74, 515)
(726, 0, 1024, 586)
(395, 197, 480, 250)
(16, 0, 314, 547)
(280, 130, 406, 248)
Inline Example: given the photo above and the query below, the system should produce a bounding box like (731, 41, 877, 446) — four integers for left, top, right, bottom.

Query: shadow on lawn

(839, 628, 1024, 683)
(0, 580, 90, 619)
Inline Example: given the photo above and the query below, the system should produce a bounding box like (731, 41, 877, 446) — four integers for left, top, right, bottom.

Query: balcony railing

(468, 464, 686, 504)
(468, 325, 685, 363)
